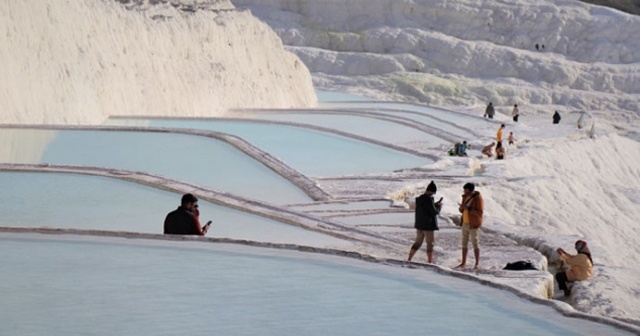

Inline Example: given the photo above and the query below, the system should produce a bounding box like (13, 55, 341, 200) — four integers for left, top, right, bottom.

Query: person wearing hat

(407, 181, 442, 263)
(555, 240, 594, 296)
(164, 193, 210, 236)
(455, 182, 484, 269)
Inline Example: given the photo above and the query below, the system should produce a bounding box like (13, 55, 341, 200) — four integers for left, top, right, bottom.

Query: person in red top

(164, 193, 209, 235)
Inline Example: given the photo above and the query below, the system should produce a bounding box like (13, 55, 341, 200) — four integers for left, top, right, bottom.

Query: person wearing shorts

(407, 181, 442, 263)
(456, 183, 484, 269)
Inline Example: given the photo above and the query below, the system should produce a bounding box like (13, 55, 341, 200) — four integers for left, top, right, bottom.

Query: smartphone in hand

(203, 220, 212, 232)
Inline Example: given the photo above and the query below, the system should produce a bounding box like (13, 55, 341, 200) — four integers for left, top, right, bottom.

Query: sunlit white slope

(235, 0, 640, 128)
(481, 133, 640, 322)
(0, 0, 316, 124)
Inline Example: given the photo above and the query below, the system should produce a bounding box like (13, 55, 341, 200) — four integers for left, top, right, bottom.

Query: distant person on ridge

(553, 111, 562, 124)
(508, 132, 515, 146)
(512, 104, 520, 122)
(408, 181, 442, 264)
(482, 142, 495, 157)
(164, 193, 210, 236)
(555, 240, 593, 296)
(495, 141, 505, 160)
(455, 183, 484, 269)
(484, 102, 495, 119)
(496, 124, 505, 143)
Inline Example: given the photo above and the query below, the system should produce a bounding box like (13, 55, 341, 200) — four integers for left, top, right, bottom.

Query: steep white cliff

(0, 0, 317, 124)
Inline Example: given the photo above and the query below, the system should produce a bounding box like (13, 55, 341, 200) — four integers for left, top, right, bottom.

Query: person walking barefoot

(407, 181, 442, 263)
(455, 183, 484, 269)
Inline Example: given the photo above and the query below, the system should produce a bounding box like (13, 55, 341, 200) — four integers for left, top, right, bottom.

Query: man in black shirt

(164, 193, 209, 235)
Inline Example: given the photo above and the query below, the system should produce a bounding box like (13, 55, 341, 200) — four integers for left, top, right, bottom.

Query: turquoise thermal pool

(0, 235, 632, 336)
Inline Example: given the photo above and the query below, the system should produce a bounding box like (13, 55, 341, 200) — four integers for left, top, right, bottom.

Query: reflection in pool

(0, 171, 351, 248)
(0, 235, 631, 336)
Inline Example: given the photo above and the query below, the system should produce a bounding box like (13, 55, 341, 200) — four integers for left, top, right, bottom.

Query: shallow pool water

(0, 171, 350, 247)
(0, 128, 310, 204)
(0, 235, 632, 336)
(255, 113, 448, 146)
(1, 92, 634, 335)
(105, 118, 428, 176)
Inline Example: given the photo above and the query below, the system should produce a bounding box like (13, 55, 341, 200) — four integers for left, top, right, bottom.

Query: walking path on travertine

(2, 108, 639, 334)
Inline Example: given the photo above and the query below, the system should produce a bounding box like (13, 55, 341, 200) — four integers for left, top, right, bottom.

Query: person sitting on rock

(456, 141, 468, 156)
(555, 240, 593, 296)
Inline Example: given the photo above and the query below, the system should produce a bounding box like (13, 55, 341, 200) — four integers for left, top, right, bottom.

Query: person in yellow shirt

(496, 124, 505, 143)
(555, 240, 593, 296)
(455, 183, 484, 269)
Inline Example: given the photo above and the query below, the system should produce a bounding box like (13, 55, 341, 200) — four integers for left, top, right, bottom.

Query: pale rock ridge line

(0, 124, 330, 201)
(0, 163, 404, 250)
(224, 113, 439, 158)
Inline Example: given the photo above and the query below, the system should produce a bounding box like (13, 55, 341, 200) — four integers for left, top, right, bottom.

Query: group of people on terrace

(419, 102, 592, 296)
(161, 100, 591, 300)
(407, 179, 593, 296)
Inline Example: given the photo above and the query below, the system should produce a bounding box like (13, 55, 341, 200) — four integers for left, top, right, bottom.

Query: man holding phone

(164, 193, 211, 236)
(407, 181, 442, 264)
(455, 183, 484, 269)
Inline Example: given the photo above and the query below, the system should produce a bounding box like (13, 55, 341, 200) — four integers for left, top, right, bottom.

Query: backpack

(503, 261, 537, 271)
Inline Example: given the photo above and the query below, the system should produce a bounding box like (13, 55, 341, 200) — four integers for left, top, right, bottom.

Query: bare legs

(407, 248, 417, 261)
(407, 248, 434, 264)
(473, 248, 479, 269)
(455, 248, 480, 269)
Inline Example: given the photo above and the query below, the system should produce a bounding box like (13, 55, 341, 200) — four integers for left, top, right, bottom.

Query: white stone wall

(0, 0, 317, 124)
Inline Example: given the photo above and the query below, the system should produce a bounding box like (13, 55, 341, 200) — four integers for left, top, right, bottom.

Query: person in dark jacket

(484, 102, 495, 119)
(407, 181, 442, 263)
(164, 193, 209, 235)
(553, 110, 562, 124)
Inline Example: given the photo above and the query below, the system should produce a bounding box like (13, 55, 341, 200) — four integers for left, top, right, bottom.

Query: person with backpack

(455, 183, 484, 269)
(407, 181, 442, 263)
